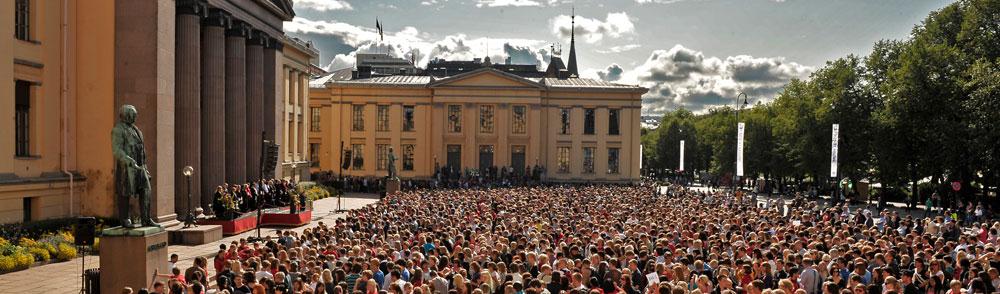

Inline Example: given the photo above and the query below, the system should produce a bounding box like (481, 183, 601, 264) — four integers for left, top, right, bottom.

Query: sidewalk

(0, 193, 380, 294)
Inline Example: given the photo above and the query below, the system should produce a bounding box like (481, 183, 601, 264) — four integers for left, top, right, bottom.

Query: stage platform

(261, 207, 311, 227)
(200, 207, 312, 235)
(199, 212, 259, 235)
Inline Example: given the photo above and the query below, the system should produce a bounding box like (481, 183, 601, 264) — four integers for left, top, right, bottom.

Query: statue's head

(119, 104, 138, 124)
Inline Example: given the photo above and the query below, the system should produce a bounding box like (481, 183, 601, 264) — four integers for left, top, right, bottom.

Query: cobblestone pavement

(0, 193, 380, 294)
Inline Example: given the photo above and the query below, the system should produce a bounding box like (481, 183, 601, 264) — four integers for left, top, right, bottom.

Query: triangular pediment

(428, 68, 544, 89)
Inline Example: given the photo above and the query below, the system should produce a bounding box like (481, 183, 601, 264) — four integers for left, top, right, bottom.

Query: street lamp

(181, 165, 197, 228)
(733, 92, 749, 194)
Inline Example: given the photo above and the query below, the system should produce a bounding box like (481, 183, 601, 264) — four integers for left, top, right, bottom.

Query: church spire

(566, 6, 579, 78)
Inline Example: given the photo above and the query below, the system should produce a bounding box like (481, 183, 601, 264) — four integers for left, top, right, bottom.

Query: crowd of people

(146, 182, 1000, 294)
(211, 179, 302, 219)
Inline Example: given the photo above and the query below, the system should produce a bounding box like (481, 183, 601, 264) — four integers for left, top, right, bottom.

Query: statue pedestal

(100, 227, 169, 292)
(385, 178, 401, 195)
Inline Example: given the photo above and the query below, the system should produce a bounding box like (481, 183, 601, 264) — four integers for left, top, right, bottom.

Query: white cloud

(475, 0, 543, 7)
(294, 0, 353, 11)
(286, 17, 550, 71)
(607, 44, 812, 114)
(550, 12, 635, 44)
(634, 0, 693, 4)
(596, 44, 642, 54)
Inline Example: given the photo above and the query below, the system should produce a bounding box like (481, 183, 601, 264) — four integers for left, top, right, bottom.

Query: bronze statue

(112, 105, 159, 228)
(387, 146, 398, 179)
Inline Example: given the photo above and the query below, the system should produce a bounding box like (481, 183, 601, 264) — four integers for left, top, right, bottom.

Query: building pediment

(428, 68, 545, 89)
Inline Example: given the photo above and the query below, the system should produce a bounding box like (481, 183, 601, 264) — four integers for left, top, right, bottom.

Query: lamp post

(181, 165, 197, 228)
(733, 92, 749, 194)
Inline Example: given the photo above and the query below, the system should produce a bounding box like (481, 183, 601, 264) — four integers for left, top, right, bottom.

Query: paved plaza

(0, 193, 379, 294)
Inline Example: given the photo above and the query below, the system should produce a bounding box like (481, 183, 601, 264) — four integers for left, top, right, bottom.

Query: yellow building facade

(309, 68, 647, 182)
(0, 0, 317, 225)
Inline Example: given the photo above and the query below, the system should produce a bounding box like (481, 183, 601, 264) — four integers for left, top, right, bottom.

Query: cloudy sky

(284, 0, 953, 114)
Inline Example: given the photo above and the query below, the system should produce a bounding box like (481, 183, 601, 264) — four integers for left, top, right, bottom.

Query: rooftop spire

(567, 6, 578, 77)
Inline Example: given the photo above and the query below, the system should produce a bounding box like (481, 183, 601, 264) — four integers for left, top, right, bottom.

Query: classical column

(200, 9, 228, 214)
(245, 30, 265, 181)
(174, 0, 205, 216)
(225, 20, 249, 183)
(263, 42, 279, 143)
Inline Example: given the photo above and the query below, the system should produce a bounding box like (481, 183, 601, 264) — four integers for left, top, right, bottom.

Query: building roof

(336, 75, 433, 87)
(541, 77, 644, 90)
(325, 67, 645, 93)
(310, 68, 354, 88)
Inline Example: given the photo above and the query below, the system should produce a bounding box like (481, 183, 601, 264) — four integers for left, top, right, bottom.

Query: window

(15, 0, 29, 41)
(479, 105, 494, 133)
(608, 148, 620, 174)
(351, 144, 364, 169)
(557, 147, 570, 173)
(479, 145, 494, 170)
(582, 147, 595, 174)
(352, 105, 364, 131)
(608, 109, 620, 135)
(376, 144, 390, 170)
(377, 105, 390, 132)
(512, 105, 527, 134)
(447, 105, 462, 133)
(402, 144, 414, 171)
(584, 108, 595, 135)
(15, 80, 31, 157)
(402, 105, 415, 131)
(310, 107, 321, 132)
(309, 143, 320, 167)
(560, 108, 571, 135)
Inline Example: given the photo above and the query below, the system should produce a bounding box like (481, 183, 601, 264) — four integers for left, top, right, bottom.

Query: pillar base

(99, 227, 169, 293)
(386, 178, 401, 195)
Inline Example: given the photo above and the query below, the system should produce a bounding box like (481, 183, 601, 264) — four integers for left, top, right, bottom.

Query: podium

(100, 227, 169, 292)
(385, 178, 401, 195)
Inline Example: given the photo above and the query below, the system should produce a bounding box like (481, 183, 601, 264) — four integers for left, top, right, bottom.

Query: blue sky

(284, 0, 954, 114)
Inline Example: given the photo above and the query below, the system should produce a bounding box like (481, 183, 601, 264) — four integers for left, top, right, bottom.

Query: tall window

(377, 105, 390, 132)
(309, 143, 320, 167)
(15, 0, 30, 41)
(351, 144, 364, 169)
(402, 144, 414, 171)
(310, 107, 321, 132)
(15, 80, 31, 157)
(582, 147, 595, 174)
(479, 105, 494, 133)
(557, 147, 570, 173)
(607, 148, 620, 174)
(447, 105, 462, 133)
(352, 105, 364, 131)
(560, 108, 571, 135)
(376, 144, 389, 170)
(512, 105, 527, 134)
(402, 105, 415, 131)
(608, 109, 620, 135)
(584, 108, 595, 135)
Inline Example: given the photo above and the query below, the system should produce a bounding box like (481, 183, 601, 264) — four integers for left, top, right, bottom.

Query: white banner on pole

(736, 122, 745, 177)
(639, 144, 644, 170)
(831, 124, 839, 178)
(679, 140, 685, 171)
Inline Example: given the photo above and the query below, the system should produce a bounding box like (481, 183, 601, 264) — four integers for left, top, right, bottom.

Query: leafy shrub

(55, 243, 77, 261)
(42, 242, 56, 257)
(27, 246, 49, 262)
(18, 237, 38, 248)
(303, 186, 331, 201)
(0, 246, 33, 273)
